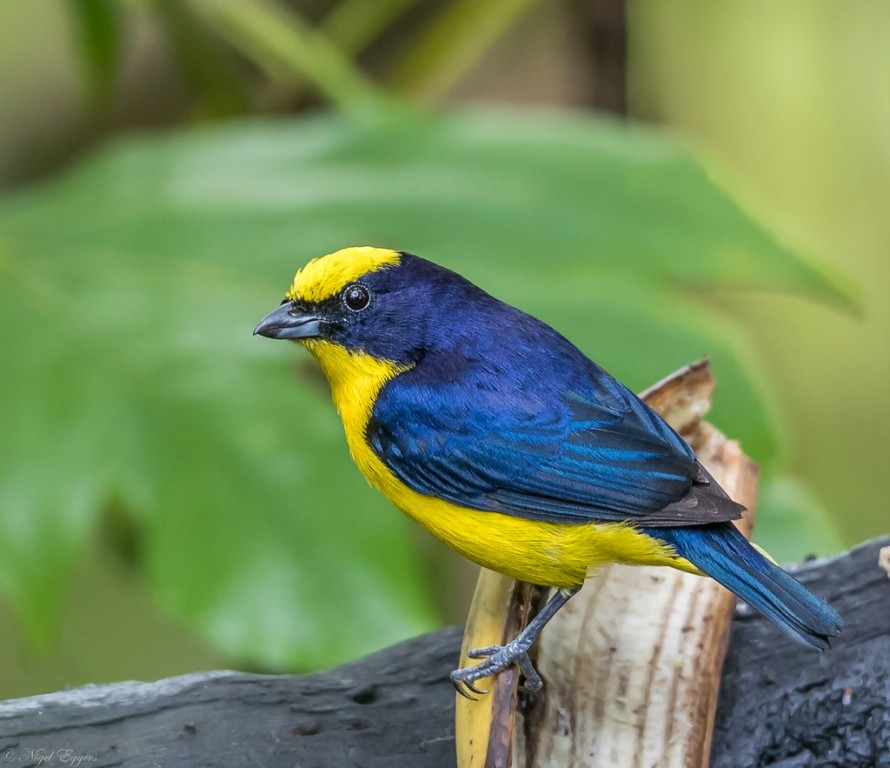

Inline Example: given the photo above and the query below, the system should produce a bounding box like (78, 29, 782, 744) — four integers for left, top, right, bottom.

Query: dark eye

(343, 283, 370, 312)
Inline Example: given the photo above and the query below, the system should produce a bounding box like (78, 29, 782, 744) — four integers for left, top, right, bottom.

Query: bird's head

(254, 246, 487, 367)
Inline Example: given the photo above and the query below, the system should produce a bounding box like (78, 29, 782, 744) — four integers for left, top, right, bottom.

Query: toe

(467, 645, 500, 659)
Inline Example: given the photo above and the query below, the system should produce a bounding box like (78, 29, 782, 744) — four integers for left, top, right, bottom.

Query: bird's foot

(451, 587, 579, 700)
(450, 638, 542, 700)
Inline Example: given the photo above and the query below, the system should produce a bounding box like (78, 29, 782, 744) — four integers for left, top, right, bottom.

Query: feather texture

(364, 257, 742, 527)
(650, 523, 844, 648)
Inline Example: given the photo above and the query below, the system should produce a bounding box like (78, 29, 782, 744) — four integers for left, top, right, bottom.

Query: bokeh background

(0, 0, 886, 699)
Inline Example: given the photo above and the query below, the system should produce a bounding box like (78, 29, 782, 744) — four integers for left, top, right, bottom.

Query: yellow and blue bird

(254, 246, 842, 695)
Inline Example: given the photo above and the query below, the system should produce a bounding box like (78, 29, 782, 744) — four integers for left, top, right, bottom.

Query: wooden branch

(713, 537, 890, 768)
(0, 538, 887, 767)
(0, 629, 463, 768)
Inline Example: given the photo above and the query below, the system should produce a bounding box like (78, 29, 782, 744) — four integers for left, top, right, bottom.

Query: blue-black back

(362, 254, 743, 527)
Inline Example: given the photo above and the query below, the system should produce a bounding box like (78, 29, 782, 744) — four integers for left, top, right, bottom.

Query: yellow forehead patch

(286, 246, 401, 303)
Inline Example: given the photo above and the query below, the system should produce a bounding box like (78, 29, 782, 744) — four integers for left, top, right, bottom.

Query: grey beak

(253, 303, 321, 340)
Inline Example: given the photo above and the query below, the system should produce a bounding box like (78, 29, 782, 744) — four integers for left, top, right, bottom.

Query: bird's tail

(649, 523, 843, 650)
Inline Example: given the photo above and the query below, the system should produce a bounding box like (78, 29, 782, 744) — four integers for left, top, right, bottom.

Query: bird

(254, 246, 843, 697)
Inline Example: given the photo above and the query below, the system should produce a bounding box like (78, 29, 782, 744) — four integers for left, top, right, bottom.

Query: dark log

(0, 537, 887, 768)
(0, 628, 461, 768)
(713, 536, 890, 768)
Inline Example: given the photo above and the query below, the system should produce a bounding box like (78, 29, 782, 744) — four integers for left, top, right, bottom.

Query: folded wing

(367, 365, 744, 528)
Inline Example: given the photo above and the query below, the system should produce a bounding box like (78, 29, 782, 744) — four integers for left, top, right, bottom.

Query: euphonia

(254, 246, 842, 696)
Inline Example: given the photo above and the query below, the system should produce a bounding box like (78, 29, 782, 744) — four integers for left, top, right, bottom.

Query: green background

(0, 0, 885, 699)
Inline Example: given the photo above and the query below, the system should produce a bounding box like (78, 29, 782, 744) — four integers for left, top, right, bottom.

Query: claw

(451, 670, 489, 700)
(464, 679, 488, 696)
(454, 681, 477, 701)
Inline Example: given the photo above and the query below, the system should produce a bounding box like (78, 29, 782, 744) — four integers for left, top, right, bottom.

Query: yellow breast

(303, 340, 688, 587)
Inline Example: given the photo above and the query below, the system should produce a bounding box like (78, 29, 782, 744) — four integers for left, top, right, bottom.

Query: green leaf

(0, 109, 851, 667)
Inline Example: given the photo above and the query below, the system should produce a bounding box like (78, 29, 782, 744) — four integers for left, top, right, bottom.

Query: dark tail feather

(649, 523, 843, 650)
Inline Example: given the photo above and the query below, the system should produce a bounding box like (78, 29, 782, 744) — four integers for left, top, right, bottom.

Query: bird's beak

(253, 303, 321, 340)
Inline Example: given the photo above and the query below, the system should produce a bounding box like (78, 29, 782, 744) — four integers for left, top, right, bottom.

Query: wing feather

(367, 364, 744, 528)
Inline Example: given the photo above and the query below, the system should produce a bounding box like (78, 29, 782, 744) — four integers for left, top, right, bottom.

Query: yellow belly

(303, 341, 694, 587)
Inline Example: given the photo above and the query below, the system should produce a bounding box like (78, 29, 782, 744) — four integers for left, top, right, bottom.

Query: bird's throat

(303, 340, 409, 411)
(302, 341, 410, 480)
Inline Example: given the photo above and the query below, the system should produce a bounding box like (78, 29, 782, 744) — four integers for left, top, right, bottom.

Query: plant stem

(322, 0, 424, 57)
(193, 0, 391, 120)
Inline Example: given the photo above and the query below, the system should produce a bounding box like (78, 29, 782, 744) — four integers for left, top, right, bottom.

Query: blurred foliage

(0, 107, 852, 668)
(66, 0, 540, 119)
(630, 0, 890, 549)
(69, 0, 123, 110)
(756, 478, 843, 561)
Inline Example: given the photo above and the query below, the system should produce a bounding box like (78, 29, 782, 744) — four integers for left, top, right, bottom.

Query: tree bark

(0, 538, 887, 768)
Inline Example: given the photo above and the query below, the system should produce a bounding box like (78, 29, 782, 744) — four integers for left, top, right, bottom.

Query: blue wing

(367, 352, 743, 528)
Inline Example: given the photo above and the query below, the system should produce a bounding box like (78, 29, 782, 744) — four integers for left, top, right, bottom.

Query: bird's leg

(451, 585, 580, 699)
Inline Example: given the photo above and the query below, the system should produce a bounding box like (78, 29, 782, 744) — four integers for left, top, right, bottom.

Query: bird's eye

(343, 283, 371, 312)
